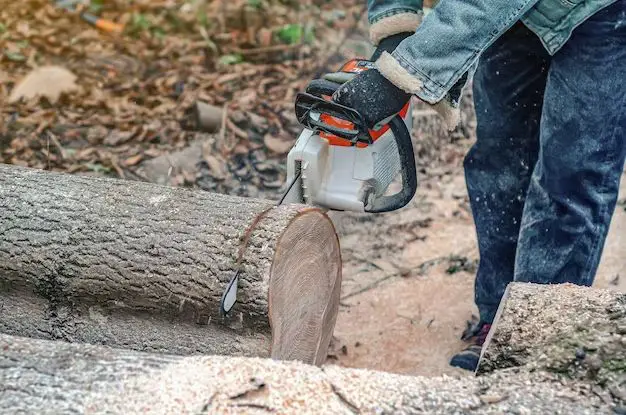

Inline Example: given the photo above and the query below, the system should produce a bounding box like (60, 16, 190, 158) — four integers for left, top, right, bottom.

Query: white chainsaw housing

(282, 105, 413, 212)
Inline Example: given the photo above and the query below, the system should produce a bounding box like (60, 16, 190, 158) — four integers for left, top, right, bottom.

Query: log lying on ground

(0, 164, 342, 365)
(0, 333, 612, 414)
(478, 282, 626, 400)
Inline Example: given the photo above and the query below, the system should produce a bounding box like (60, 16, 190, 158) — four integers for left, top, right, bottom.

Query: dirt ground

(325, 122, 626, 378)
(314, 12, 626, 379)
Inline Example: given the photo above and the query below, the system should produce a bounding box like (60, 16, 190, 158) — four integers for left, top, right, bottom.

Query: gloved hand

(332, 55, 469, 131)
(320, 32, 414, 130)
(332, 68, 411, 130)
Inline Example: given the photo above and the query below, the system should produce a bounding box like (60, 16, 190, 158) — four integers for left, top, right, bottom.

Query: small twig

(415, 256, 446, 276)
(47, 130, 66, 159)
(197, 392, 217, 414)
(233, 44, 301, 56)
(46, 132, 51, 170)
(109, 156, 125, 179)
(122, 168, 150, 183)
(218, 102, 229, 149)
(341, 254, 458, 301)
(340, 273, 396, 301)
(214, 69, 259, 86)
(231, 403, 275, 412)
(327, 381, 359, 414)
(225, 116, 248, 140)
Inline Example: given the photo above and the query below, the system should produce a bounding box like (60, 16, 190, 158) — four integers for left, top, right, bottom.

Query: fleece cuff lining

(370, 12, 422, 46)
(376, 52, 461, 131)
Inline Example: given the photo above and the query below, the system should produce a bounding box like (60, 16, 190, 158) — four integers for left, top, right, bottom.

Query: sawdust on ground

(327, 145, 626, 377)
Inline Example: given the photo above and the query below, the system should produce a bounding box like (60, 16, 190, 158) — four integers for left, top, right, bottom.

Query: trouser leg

(465, 23, 550, 324)
(514, 2, 626, 286)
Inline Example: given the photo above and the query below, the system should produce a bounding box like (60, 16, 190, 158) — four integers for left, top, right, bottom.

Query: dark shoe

(449, 322, 492, 371)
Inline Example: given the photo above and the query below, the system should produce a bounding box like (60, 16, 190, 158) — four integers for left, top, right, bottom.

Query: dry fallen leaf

(9, 66, 79, 104)
(264, 134, 293, 155)
(124, 154, 143, 166)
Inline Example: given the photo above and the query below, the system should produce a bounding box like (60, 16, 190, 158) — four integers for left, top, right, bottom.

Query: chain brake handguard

(295, 92, 373, 145)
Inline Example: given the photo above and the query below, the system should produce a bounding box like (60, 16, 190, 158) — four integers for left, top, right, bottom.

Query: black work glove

(332, 69, 411, 130)
(328, 32, 414, 129)
(332, 41, 470, 131)
(371, 32, 413, 60)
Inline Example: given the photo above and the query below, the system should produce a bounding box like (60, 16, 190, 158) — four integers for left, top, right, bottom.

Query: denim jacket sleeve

(370, 0, 542, 129)
(374, 0, 541, 103)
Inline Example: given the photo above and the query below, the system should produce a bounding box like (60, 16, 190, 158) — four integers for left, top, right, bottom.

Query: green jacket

(522, 0, 619, 54)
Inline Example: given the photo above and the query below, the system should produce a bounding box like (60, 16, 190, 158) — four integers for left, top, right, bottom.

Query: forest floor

(2, 0, 624, 378)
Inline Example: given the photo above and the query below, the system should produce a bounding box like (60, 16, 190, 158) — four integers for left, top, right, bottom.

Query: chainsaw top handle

(294, 92, 373, 144)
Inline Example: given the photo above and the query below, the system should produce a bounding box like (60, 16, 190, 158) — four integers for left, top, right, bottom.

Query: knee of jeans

(526, 170, 619, 231)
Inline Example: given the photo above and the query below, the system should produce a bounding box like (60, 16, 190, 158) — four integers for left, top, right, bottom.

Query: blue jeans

(467, 4, 626, 324)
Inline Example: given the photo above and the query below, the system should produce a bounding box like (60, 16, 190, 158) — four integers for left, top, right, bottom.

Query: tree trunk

(478, 282, 626, 394)
(0, 333, 612, 414)
(0, 164, 342, 365)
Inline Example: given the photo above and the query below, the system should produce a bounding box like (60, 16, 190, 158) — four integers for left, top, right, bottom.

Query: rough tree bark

(0, 164, 342, 365)
(478, 282, 626, 403)
(0, 333, 612, 414)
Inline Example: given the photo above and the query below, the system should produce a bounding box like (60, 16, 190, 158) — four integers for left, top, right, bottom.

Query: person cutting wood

(325, 0, 626, 371)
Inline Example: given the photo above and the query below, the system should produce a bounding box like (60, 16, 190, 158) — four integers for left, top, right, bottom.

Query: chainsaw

(220, 52, 417, 315)
(278, 57, 417, 213)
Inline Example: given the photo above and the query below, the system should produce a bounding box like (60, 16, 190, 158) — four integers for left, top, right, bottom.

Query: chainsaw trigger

(220, 270, 240, 316)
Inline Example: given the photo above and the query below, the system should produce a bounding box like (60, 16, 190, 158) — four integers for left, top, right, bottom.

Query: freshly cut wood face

(0, 164, 342, 366)
(269, 210, 342, 365)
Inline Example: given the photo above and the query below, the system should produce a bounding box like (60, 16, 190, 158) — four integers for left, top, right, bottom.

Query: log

(478, 282, 626, 396)
(0, 333, 613, 414)
(0, 163, 342, 365)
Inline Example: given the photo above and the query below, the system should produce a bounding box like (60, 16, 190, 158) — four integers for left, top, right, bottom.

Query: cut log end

(269, 210, 342, 365)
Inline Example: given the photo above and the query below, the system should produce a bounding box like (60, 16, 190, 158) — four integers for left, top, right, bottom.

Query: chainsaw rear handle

(364, 115, 417, 213)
